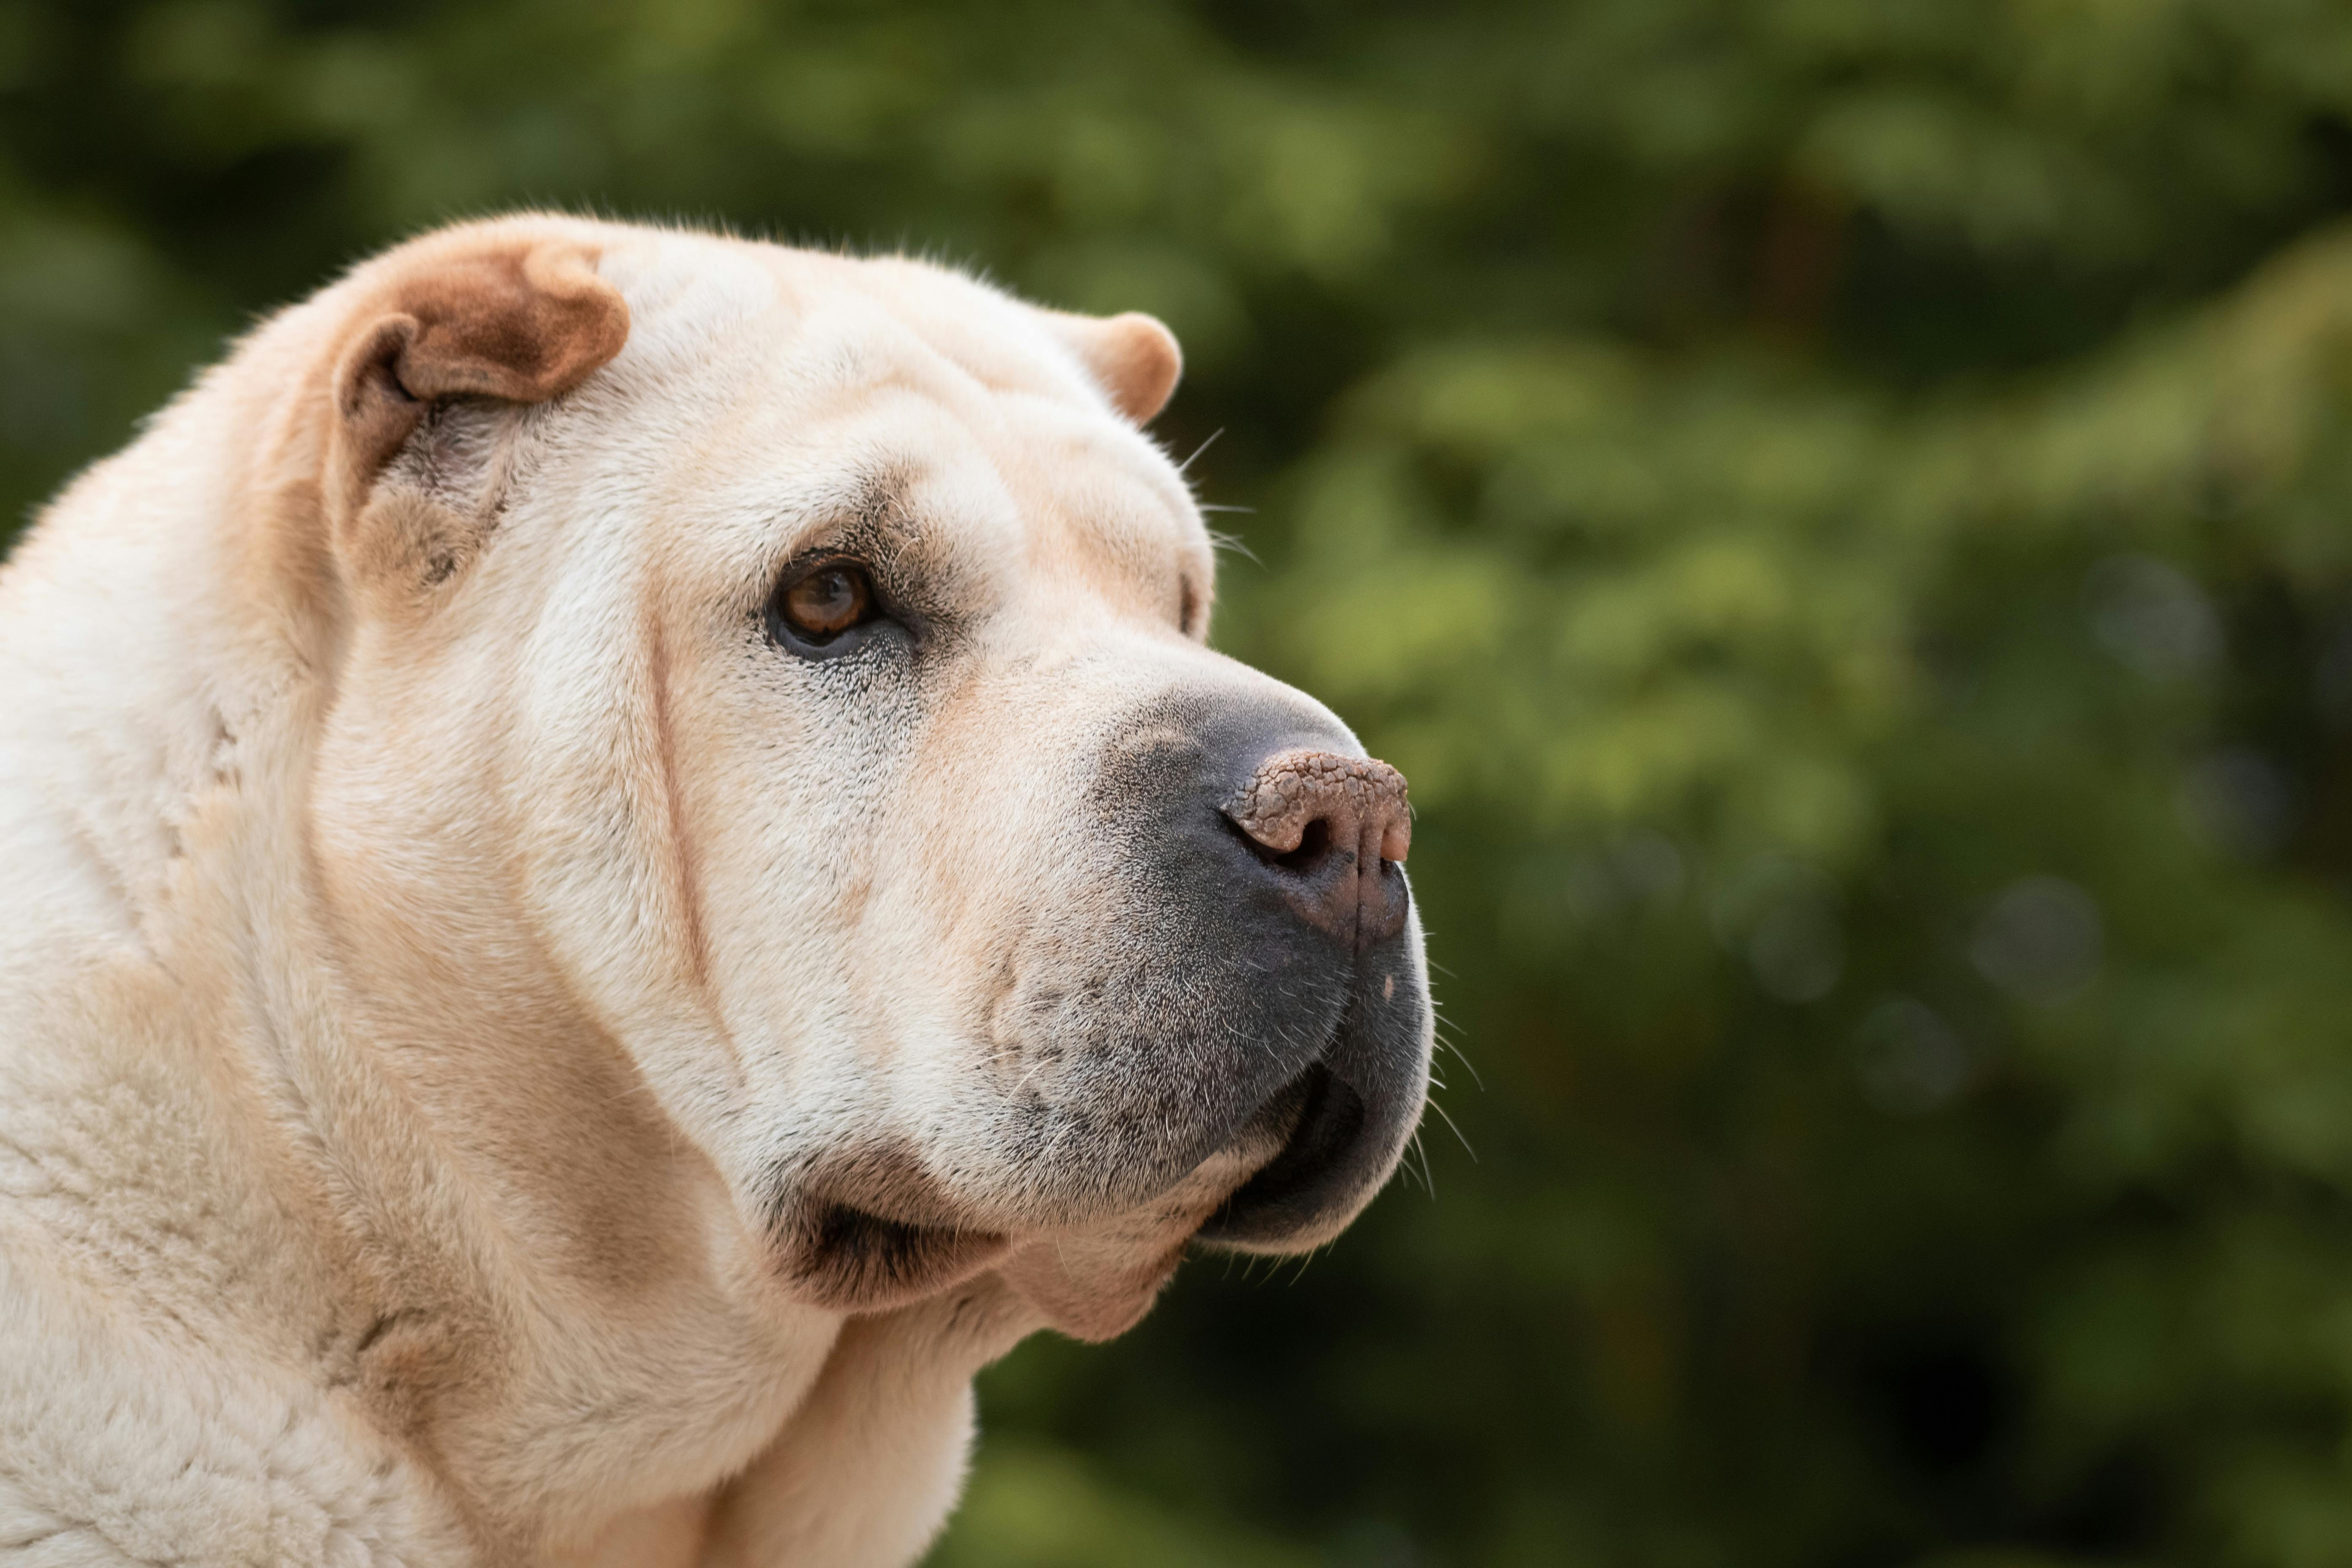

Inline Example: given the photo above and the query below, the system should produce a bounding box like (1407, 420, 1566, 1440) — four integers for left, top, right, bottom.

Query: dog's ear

(1043, 310, 1182, 425)
(325, 236, 629, 589)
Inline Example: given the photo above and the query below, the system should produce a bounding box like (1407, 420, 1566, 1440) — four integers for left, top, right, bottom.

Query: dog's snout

(1070, 694, 1429, 1248)
(1221, 748, 1412, 950)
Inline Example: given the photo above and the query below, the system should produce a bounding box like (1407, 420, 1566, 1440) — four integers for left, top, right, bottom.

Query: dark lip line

(765, 1184, 1012, 1312)
(1196, 930, 1427, 1246)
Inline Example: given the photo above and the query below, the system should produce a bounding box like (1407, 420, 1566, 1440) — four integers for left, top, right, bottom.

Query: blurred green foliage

(11, 1, 2352, 1563)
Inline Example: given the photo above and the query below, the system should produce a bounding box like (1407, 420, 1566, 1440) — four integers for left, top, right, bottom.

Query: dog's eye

(776, 563, 876, 645)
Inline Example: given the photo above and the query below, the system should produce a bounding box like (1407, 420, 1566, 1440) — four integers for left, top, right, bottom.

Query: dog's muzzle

(1110, 704, 1431, 1252)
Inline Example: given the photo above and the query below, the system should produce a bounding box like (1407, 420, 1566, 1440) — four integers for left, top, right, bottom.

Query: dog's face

(299, 221, 1430, 1336)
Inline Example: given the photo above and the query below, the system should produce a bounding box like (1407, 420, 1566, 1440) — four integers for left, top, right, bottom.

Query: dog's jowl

(0, 217, 1432, 1567)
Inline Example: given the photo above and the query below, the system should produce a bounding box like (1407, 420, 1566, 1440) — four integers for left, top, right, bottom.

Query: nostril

(1275, 817, 1332, 874)
(1223, 810, 1333, 873)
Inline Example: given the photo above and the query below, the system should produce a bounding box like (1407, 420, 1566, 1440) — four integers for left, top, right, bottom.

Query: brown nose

(1222, 749, 1412, 949)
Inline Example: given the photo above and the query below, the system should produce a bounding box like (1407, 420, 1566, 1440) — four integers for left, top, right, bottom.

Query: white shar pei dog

(0, 215, 1431, 1567)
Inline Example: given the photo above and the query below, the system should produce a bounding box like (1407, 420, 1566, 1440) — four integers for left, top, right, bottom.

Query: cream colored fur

(0, 216, 1424, 1566)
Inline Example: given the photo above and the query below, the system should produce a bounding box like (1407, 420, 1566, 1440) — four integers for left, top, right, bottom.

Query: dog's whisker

(1424, 1096, 1476, 1162)
(1435, 1037, 1484, 1092)
(1175, 427, 1224, 474)
(1206, 526, 1261, 565)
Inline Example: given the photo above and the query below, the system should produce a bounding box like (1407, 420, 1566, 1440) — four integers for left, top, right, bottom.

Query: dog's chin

(991, 1119, 1296, 1340)
(997, 1233, 1191, 1342)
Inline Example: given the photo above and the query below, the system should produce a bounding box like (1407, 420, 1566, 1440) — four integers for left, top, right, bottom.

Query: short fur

(0, 216, 1430, 1567)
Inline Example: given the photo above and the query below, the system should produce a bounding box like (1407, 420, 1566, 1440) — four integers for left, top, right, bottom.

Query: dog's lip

(765, 1143, 1015, 1313)
(1192, 932, 1426, 1250)
(770, 1192, 1010, 1313)
(1197, 1059, 1358, 1235)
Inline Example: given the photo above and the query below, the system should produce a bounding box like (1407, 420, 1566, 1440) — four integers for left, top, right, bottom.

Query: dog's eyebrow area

(775, 462, 927, 560)
(812, 463, 917, 539)
(762, 457, 1004, 617)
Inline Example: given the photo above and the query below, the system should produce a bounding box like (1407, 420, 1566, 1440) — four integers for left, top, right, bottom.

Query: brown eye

(779, 564, 873, 643)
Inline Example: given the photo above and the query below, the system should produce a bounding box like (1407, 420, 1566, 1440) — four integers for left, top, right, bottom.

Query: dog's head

(290, 218, 1431, 1337)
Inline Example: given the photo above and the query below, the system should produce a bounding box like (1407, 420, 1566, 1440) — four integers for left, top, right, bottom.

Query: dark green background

(11, 3, 2352, 1564)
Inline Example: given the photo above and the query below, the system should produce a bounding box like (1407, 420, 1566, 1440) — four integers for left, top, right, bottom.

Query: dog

(0, 215, 1432, 1567)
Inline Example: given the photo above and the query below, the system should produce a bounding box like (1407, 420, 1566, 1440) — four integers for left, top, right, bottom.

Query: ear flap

(1042, 310, 1183, 425)
(325, 237, 629, 584)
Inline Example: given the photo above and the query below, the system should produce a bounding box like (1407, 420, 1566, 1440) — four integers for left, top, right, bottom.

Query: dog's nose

(1221, 749, 1412, 951)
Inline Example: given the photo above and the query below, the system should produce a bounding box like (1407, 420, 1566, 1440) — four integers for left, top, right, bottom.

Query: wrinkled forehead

(607, 234, 1211, 606)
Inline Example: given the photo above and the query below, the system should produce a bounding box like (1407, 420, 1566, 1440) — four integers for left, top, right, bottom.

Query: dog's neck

(0, 332, 1038, 1562)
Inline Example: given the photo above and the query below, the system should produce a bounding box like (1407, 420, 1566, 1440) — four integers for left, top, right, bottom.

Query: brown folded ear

(326, 237, 629, 586)
(1041, 310, 1183, 425)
